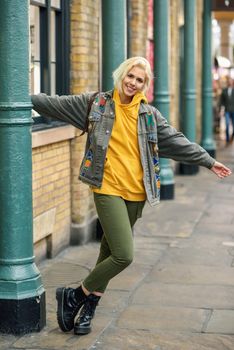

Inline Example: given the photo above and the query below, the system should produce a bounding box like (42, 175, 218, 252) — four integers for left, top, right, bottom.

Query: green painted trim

(201, 0, 216, 152)
(0, 119, 33, 125)
(102, 0, 127, 90)
(153, 0, 174, 191)
(183, 0, 196, 143)
(0, 257, 35, 265)
(0, 102, 32, 110)
(0, 0, 45, 305)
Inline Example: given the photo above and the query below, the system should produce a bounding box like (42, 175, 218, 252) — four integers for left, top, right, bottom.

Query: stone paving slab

(0, 334, 17, 350)
(174, 233, 234, 249)
(13, 313, 112, 350)
(207, 201, 234, 214)
(133, 282, 234, 309)
(135, 219, 198, 238)
(94, 328, 234, 350)
(98, 289, 129, 312)
(146, 264, 234, 286)
(117, 304, 207, 332)
(136, 201, 205, 239)
(205, 309, 234, 334)
(134, 235, 170, 249)
(107, 263, 151, 291)
(133, 247, 166, 266)
(41, 261, 89, 288)
(142, 200, 206, 219)
(144, 204, 204, 221)
(159, 246, 233, 266)
(199, 211, 234, 225)
(56, 243, 100, 269)
(192, 221, 234, 236)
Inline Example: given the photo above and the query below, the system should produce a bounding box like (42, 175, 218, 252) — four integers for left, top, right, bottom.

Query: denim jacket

(31, 90, 215, 206)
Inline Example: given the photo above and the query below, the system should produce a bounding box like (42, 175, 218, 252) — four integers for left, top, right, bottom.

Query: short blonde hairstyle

(112, 57, 153, 94)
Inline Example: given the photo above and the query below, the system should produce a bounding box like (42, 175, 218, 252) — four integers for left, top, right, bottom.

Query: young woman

(31, 57, 231, 335)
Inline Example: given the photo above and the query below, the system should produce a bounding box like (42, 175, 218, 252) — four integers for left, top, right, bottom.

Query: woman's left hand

(211, 161, 232, 178)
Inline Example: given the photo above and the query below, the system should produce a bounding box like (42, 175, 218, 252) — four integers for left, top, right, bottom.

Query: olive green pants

(82, 193, 145, 293)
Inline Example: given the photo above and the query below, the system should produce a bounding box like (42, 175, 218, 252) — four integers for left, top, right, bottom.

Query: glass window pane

(50, 10, 56, 95)
(30, 5, 41, 94)
(51, 10, 56, 62)
(51, 63, 56, 96)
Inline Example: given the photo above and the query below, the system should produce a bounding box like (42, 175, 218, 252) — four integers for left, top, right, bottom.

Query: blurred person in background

(213, 79, 222, 134)
(220, 76, 234, 144)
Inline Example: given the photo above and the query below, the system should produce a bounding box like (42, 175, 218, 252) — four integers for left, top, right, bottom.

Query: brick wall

(32, 0, 101, 261)
(196, 0, 203, 140)
(32, 141, 71, 260)
(70, 0, 100, 93)
(129, 0, 149, 57)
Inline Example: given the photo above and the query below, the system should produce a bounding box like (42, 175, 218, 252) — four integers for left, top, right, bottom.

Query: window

(30, 0, 70, 130)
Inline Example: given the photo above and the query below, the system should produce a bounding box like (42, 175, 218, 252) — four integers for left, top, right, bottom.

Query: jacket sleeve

(31, 92, 94, 130)
(154, 108, 215, 169)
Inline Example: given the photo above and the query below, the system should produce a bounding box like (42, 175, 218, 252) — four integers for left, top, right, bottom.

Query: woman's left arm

(155, 108, 232, 178)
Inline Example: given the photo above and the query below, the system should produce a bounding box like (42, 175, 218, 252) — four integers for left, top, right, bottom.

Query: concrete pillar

(102, 0, 127, 90)
(201, 0, 216, 157)
(153, 0, 174, 199)
(0, 0, 46, 334)
(179, 0, 199, 175)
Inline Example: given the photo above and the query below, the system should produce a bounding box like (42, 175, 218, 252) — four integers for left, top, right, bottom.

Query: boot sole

(56, 287, 73, 332)
(74, 325, 91, 335)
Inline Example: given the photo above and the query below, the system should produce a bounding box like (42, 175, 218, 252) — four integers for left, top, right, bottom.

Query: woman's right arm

(31, 92, 93, 130)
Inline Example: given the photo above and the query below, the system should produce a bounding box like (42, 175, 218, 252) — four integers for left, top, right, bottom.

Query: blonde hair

(112, 57, 153, 94)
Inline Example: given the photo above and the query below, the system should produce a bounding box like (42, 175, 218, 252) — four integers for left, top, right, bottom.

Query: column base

(205, 149, 216, 158)
(160, 183, 174, 200)
(0, 291, 46, 335)
(178, 163, 199, 175)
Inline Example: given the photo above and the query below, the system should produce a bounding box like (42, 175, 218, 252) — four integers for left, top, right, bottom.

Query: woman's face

(121, 66, 146, 102)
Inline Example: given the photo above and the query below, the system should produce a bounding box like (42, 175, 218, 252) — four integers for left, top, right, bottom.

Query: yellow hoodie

(93, 89, 147, 201)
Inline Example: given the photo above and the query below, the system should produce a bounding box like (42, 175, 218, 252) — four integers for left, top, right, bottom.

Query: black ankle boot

(56, 286, 87, 332)
(74, 294, 100, 335)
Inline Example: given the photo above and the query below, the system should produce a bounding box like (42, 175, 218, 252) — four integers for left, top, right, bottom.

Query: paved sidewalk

(1, 141, 234, 350)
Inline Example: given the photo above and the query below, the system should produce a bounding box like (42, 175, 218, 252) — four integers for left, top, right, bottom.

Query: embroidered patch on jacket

(153, 156, 160, 190)
(81, 149, 93, 176)
(99, 96, 106, 113)
(155, 174, 161, 189)
(153, 156, 160, 174)
(147, 113, 154, 127)
(93, 94, 106, 113)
